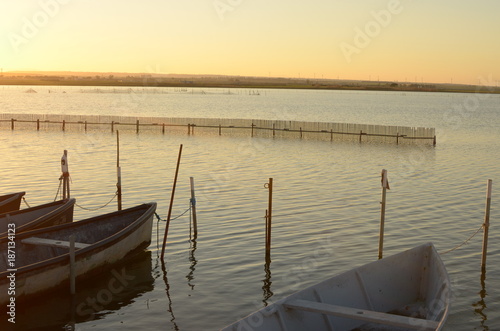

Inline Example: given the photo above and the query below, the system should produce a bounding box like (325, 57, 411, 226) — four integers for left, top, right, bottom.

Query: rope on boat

(75, 191, 118, 211)
(155, 204, 192, 223)
(440, 223, 484, 255)
(155, 204, 192, 252)
(22, 197, 31, 208)
(54, 178, 63, 201)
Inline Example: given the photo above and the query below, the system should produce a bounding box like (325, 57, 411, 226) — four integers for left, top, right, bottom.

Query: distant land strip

(1, 71, 499, 94)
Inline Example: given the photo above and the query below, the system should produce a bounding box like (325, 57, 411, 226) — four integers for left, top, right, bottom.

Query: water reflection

(159, 259, 180, 331)
(262, 258, 273, 306)
(0, 250, 155, 331)
(472, 268, 489, 330)
(186, 239, 198, 291)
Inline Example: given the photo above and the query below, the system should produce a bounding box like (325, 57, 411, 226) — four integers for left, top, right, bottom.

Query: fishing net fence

(0, 113, 436, 145)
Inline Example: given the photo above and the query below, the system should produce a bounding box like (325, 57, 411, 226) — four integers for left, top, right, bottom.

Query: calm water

(0, 86, 499, 330)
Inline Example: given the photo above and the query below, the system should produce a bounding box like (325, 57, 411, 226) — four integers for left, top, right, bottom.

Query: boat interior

(0, 204, 150, 270)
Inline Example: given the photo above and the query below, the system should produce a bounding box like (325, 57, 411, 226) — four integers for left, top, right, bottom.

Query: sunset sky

(1, 0, 499, 85)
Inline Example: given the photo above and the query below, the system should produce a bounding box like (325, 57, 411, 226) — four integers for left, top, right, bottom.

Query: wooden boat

(0, 191, 26, 214)
(0, 198, 75, 237)
(222, 243, 450, 331)
(0, 202, 156, 305)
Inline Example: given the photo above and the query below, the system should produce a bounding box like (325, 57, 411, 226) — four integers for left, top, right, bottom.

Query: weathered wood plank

(22, 237, 90, 249)
(283, 299, 439, 331)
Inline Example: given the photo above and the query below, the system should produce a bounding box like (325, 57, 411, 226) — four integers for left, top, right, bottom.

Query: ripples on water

(0, 87, 498, 330)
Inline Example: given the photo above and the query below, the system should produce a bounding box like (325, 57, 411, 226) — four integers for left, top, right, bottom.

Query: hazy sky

(1, 0, 499, 85)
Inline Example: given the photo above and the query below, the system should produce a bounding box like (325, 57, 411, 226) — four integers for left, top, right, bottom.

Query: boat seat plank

(283, 299, 439, 331)
(21, 237, 90, 249)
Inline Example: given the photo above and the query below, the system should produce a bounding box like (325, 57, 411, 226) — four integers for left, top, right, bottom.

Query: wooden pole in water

(481, 179, 493, 271)
(190, 177, 198, 238)
(117, 131, 122, 211)
(136, 119, 140, 134)
(61, 150, 70, 199)
(378, 169, 390, 259)
(265, 209, 269, 256)
(69, 234, 76, 295)
(265, 178, 273, 258)
(160, 144, 183, 260)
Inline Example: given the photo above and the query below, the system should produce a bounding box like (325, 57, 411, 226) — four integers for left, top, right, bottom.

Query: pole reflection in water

(472, 268, 489, 330)
(186, 239, 198, 291)
(159, 259, 180, 331)
(262, 257, 273, 306)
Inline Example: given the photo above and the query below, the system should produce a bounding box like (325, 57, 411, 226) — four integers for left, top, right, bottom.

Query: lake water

(0, 85, 499, 330)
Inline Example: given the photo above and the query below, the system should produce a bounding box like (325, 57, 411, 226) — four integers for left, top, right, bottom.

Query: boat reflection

(0, 250, 154, 331)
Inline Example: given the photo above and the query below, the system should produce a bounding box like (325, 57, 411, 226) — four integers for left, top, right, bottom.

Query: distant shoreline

(1, 73, 499, 94)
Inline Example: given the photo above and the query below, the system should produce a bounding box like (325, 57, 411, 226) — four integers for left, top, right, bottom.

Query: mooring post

(396, 133, 399, 145)
(161, 144, 183, 260)
(190, 177, 198, 238)
(162, 123, 165, 134)
(84, 121, 87, 132)
(11, 118, 14, 130)
(117, 131, 122, 211)
(273, 123, 276, 137)
(69, 234, 76, 295)
(265, 178, 273, 258)
(136, 119, 140, 134)
(481, 179, 493, 271)
(61, 150, 70, 199)
(111, 121, 114, 133)
(37, 119, 40, 131)
(433, 135, 437, 146)
(359, 130, 363, 143)
(378, 169, 390, 259)
(265, 209, 269, 258)
(219, 124, 222, 136)
(300, 127, 303, 139)
(62, 120, 66, 132)
(251, 123, 255, 137)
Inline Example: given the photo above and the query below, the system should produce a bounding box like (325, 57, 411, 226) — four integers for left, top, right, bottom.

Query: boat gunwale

(0, 191, 26, 212)
(0, 198, 75, 236)
(0, 202, 157, 277)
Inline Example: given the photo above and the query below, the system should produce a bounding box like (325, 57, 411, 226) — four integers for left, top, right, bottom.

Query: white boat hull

(223, 243, 450, 331)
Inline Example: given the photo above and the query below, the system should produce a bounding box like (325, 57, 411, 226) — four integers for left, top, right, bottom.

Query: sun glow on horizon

(1, 0, 499, 85)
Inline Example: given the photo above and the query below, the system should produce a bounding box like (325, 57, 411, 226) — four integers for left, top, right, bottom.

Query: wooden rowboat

(0, 198, 75, 237)
(222, 243, 450, 331)
(0, 192, 26, 214)
(0, 202, 156, 305)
